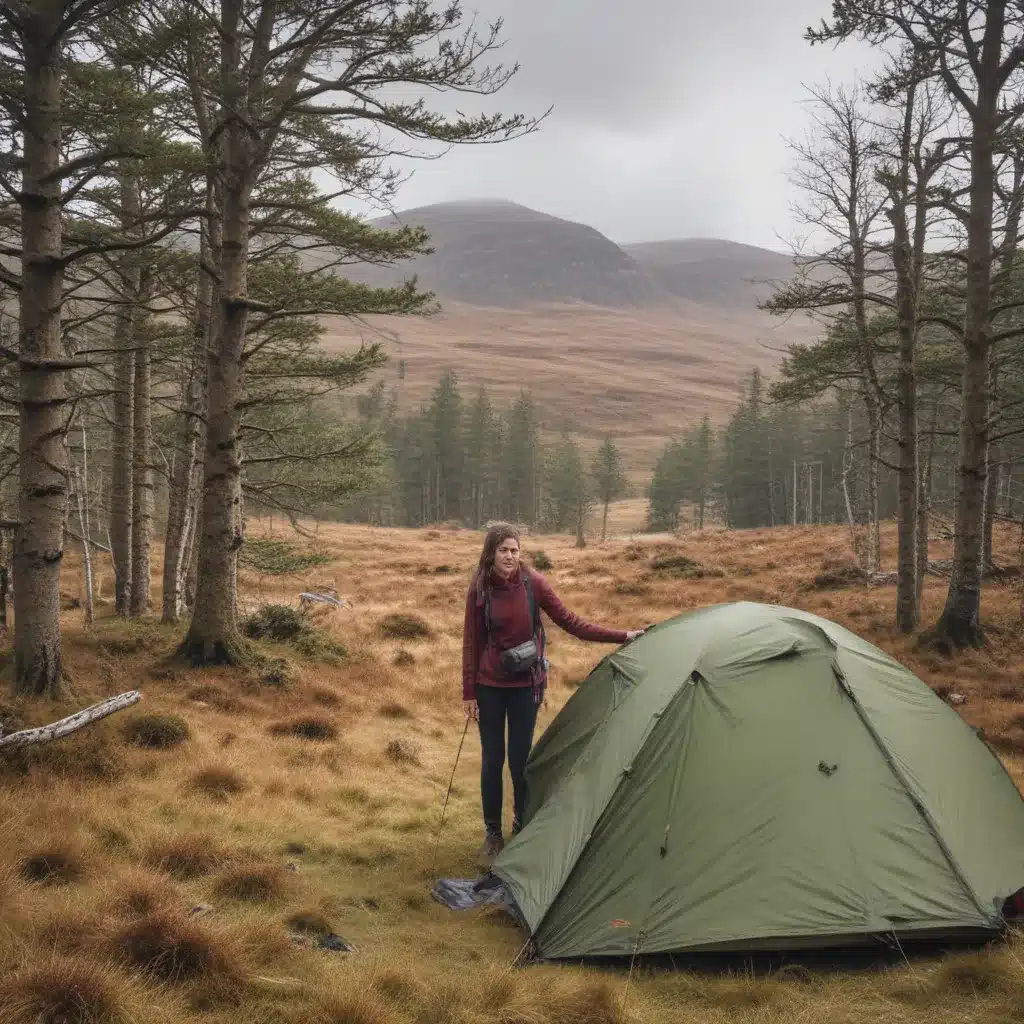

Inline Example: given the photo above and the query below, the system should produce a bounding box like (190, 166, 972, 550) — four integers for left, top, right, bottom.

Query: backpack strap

(523, 572, 542, 640)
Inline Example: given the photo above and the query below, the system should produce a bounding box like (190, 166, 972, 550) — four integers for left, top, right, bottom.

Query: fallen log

(0, 690, 141, 749)
(299, 591, 345, 608)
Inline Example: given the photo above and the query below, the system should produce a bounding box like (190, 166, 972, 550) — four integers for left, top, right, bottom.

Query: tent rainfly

(492, 602, 1024, 959)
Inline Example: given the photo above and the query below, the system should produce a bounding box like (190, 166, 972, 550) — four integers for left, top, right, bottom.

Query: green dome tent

(491, 602, 1024, 959)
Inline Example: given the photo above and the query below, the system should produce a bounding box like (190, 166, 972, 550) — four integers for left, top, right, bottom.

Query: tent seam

(832, 661, 995, 927)
(500, 675, 689, 954)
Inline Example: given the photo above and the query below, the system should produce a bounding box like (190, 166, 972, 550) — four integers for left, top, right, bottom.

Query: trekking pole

(429, 716, 470, 881)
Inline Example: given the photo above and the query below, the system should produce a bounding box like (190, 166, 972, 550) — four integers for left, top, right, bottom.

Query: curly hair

(474, 522, 522, 592)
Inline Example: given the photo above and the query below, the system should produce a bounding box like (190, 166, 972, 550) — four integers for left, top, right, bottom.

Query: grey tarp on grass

(491, 602, 1024, 959)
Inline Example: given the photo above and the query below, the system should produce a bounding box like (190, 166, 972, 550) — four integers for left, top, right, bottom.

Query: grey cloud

(340, 1, 879, 249)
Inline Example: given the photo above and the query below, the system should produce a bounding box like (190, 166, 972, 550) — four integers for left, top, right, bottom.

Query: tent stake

(622, 936, 641, 1015)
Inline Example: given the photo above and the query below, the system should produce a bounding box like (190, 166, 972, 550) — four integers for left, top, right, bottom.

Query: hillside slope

(344, 199, 663, 308)
(326, 199, 816, 469)
(623, 238, 797, 307)
(322, 300, 813, 478)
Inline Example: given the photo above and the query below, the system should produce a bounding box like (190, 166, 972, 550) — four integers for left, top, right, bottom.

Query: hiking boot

(478, 833, 504, 869)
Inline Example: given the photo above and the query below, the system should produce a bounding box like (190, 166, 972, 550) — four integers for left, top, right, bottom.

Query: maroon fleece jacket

(462, 567, 627, 700)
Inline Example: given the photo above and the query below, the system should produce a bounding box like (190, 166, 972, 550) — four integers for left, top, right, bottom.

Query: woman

(462, 523, 645, 867)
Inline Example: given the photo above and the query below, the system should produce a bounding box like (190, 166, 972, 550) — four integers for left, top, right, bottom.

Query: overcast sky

(341, 1, 877, 252)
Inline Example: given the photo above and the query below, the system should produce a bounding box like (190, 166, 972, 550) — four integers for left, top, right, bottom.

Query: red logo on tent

(610, 919, 631, 928)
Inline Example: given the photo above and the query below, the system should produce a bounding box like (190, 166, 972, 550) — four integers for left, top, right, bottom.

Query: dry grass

(186, 765, 247, 800)
(145, 834, 229, 880)
(5, 519, 1024, 1024)
(378, 612, 433, 640)
(111, 911, 241, 987)
(384, 737, 422, 766)
(269, 715, 338, 741)
(0, 956, 132, 1024)
(20, 847, 86, 887)
(187, 683, 242, 712)
(122, 712, 190, 749)
(212, 862, 289, 904)
(104, 870, 178, 919)
(378, 701, 413, 720)
(285, 909, 334, 937)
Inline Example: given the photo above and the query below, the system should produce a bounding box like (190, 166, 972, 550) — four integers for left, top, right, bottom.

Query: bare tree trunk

(13, 11, 69, 697)
(890, 87, 920, 633)
(163, 210, 214, 621)
(934, 82, 1001, 648)
(72, 465, 93, 628)
(927, 3, 1014, 649)
(984, 452, 1000, 568)
(80, 420, 94, 626)
(109, 169, 140, 618)
(601, 500, 609, 543)
(851, 239, 882, 570)
(181, 1, 250, 663)
(130, 316, 152, 618)
(864, 394, 882, 572)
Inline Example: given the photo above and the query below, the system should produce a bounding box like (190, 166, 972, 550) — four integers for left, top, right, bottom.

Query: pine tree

(160, 0, 537, 665)
(689, 416, 714, 529)
(504, 392, 542, 525)
(647, 439, 685, 532)
(425, 371, 464, 523)
(463, 387, 500, 528)
(545, 435, 590, 547)
(591, 438, 627, 541)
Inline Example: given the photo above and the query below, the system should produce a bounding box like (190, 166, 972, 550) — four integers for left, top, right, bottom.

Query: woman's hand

(463, 699, 479, 721)
(625, 629, 646, 642)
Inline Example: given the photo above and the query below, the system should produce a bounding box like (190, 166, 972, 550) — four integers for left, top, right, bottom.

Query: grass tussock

(187, 683, 241, 712)
(122, 713, 189, 749)
(614, 579, 650, 597)
(20, 847, 85, 886)
(378, 701, 413, 720)
(34, 904, 103, 955)
(187, 765, 247, 800)
(0, 956, 130, 1024)
(212, 862, 288, 903)
(310, 989, 400, 1024)
(111, 911, 240, 987)
(256, 656, 296, 687)
(530, 550, 554, 571)
(285, 909, 334, 938)
(145, 833, 229, 880)
(0, 729, 125, 781)
(106, 871, 177, 919)
(311, 685, 342, 707)
(813, 558, 869, 589)
(648, 553, 723, 579)
(932, 951, 1017, 996)
(384, 738, 421, 766)
(243, 603, 345, 662)
(269, 715, 338, 741)
(242, 602, 311, 642)
(392, 649, 416, 667)
(378, 613, 432, 640)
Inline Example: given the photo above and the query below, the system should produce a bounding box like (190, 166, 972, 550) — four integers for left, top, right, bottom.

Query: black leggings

(477, 684, 539, 837)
